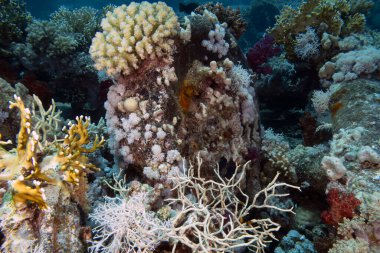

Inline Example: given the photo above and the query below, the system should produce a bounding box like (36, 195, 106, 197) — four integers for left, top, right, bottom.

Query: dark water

(26, 0, 250, 19)
(25, 0, 380, 31)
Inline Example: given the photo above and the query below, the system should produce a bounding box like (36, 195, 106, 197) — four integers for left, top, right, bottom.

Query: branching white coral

(89, 154, 300, 253)
(89, 193, 171, 253)
(294, 27, 320, 60)
(166, 154, 300, 252)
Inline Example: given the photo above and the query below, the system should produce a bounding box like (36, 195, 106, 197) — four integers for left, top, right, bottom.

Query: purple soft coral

(246, 35, 281, 74)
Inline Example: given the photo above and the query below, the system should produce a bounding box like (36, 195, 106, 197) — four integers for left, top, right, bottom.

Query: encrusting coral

(89, 1, 179, 77)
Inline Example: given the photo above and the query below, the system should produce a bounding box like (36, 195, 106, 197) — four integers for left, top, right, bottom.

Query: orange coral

(179, 80, 196, 112)
(331, 101, 343, 116)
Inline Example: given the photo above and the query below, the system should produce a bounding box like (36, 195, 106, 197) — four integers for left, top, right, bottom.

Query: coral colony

(0, 0, 379, 253)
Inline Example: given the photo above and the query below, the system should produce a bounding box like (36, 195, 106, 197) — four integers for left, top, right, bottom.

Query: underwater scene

(0, 0, 380, 252)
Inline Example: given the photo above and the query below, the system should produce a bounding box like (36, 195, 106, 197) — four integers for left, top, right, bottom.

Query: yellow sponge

(89, 1, 179, 77)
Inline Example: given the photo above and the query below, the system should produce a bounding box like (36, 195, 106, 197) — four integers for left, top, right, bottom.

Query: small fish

(179, 2, 199, 14)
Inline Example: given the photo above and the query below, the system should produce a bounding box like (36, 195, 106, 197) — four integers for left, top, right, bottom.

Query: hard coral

(195, 2, 247, 39)
(90, 1, 179, 77)
(50, 6, 101, 49)
(11, 7, 101, 79)
(246, 35, 281, 74)
(0, 95, 104, 210)
(321, 188, 361, 227)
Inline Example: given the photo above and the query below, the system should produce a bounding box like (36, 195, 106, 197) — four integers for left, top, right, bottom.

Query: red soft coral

(321, 188, 361, 227)
(246, 35, 281, 75)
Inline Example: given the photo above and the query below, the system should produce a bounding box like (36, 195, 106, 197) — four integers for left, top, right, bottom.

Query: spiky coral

(0, 95, 104, 210)
(268, 0, 373, 60)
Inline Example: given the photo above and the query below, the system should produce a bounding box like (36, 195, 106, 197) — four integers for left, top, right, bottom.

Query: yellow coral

(56, 115, 104, 184)
(89, 1, 179, 77)
(0, 96, 104, 210)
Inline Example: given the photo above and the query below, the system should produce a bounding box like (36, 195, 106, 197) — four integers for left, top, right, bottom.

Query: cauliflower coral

(89, 1, 179, 77)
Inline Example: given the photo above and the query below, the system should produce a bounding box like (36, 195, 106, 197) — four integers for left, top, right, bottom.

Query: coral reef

(0, 96, 104, 252)
(90, 155, 300, 252)
(1, 0, 379, 252)
(268, 0, 374, 61)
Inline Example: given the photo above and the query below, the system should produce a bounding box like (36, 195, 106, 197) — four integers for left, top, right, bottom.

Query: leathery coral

(0, 95, 104, 210)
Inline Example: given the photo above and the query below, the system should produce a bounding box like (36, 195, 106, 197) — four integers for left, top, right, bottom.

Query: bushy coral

(50, 6, 101, 48)
(247, 35, 281, 74)
(268, 0, 373, 60)
(11, 6, 105, 80)
(0, 0, 31, 48)
(90, 193, 171, 253)
(25, 20, 79, 57)
(89, 1, 179, 77)
(321, 188, 361, 227)
(12, 19, 91, 77)
(261, 129, 298, 182)
(90, 155, 300, 252)
(294, 27, 321, 60)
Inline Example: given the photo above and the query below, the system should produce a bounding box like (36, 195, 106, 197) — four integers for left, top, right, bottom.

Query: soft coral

(321, 188, 361, 227)
(246, 35, 281, 74)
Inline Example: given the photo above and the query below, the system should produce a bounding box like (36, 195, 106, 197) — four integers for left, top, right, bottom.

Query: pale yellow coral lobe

(89, 1, 179, 77)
